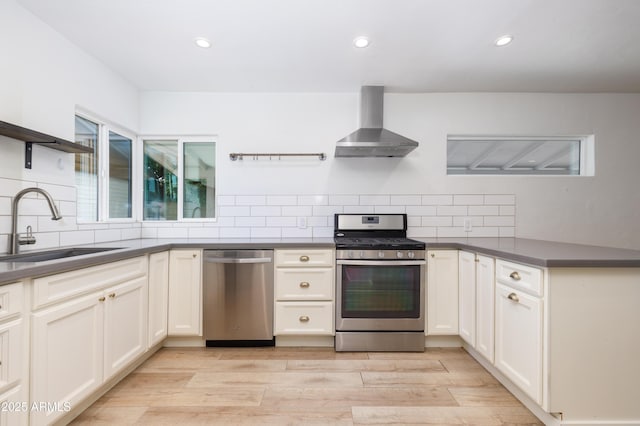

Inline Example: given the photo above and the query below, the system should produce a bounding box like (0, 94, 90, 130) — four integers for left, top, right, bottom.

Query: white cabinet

(458, 251, 476, 346)
(30, 257, 148, 426)
(274, 249, 334, 336)
(426, 250, 458, 335)
(103, 276, 148, 378)
(168, 249, 202, 336)
(494, 259, 543, 405)
(458, 252, 495, 361)
(0, 281, 26, 426)
(475, 255, 495, 362)
(148, 251, 169, 346)
(31, 292, 104, 426)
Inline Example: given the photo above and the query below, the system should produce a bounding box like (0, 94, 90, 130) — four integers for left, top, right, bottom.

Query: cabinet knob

(299, 281, 310, 288)
(193, 254, 197, 258)
(509, 271, 521, 281)
(299, 315, 310, 322)
(299, 255, 310, 262)
(98, 296, 106, 302)
(507, 292, 520, 303)
(430, 253, 435, 258)
(109, 293, 116, 298)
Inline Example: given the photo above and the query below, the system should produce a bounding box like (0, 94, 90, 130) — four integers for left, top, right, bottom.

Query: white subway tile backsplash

(408, 227, 437, 238)
(0, 197, 11, 213)
(282, 206, 313, 216)
(204, 217, 235, 227)
(220, 227, 250, 238)
(453, 216, 482, 227)
(95, 229, 122, 243)
(38, 183, 76, 201)
(307, 216, 328, 227)
(329, 195, 359, 206)
(406, 206, 437, 216)
(454, 194, 484, 205)
(500, 227, 516, 237)
(468, 205, 500, 216)
(188, 227, 220, 239)
(141, 227, 158, 238)
(359, 195, 390, 205)
(236, 195, 266, 205)
(390, 195, 421, 205)
(485, 194, 516, 205)
(422, 216, 453, 227)
(282, 227, 313, 238)
(59, 230, 95, 246)
(157, 227, 189, 239)
(484, 216, 515, 227)
(251, 227, 281, 238)
(266, 195, 297, 206)
(0, 178, 33, 197)
(375, 205, 405, 214)
(235, 216, 266, 227)
(219, 206, 251, 217)
(266, 217, 296, 227)
(343, 205, 364, 213)
(312, 227, 333, 238)
(313, 205, 344, 216)
(121, 227, 142, 240)
(251, 206, 281, 217)
(500, 205, 516, 216)
(422, 195, 453, 205)
(298, 195, 328, 206)
(217, 195, 236, 206)
(437, 205, 468, 216)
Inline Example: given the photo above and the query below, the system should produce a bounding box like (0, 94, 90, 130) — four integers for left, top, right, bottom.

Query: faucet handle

(18, 225, 37, 246)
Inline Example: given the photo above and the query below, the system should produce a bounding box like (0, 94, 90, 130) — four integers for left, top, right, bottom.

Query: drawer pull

(299, 255, 310, 262)
(509, 271, 521, 281)
(299, 315, 310, 322)
(98, 296, 106, 302)
(299, 282, 310, 288)
(507, 292, 520, 303)
(109, 293, 116, 298)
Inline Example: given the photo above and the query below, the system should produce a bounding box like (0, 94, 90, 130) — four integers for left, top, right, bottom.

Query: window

(447, 135, 594, 176)
(74, 113, 135, 222)
(143, 138, 216, 221)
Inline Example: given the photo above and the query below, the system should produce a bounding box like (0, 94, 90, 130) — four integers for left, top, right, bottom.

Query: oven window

(341, 264, 421, 318)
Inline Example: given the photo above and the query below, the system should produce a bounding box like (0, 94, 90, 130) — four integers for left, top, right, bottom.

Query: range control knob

(396, 251, 404, 258)
(378, 251, 385, 259)
(359, 251, 365, 258)
(408, 251, 415, 259)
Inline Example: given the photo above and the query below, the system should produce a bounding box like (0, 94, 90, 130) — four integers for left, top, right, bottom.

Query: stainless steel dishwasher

(203, 249, 275, 346)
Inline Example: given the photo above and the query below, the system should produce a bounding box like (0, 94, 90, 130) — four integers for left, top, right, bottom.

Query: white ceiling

(16, 0, 640, 93)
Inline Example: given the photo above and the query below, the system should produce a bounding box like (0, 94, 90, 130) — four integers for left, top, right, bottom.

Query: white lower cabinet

(148, 251, 169, 346)
(168, 249, 202, 336)
(426, 250, 459, 335)
(274, 249, 334, 337)
(474, 255, 495, 362)
(0, 281, 26, 426)
(494, 281, 543, 405)
(30, 258, 149, 426)
(458, 251, 476, 346)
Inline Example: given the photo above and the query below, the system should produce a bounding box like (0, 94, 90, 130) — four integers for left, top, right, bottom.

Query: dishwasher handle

(203, 256, 272, 264)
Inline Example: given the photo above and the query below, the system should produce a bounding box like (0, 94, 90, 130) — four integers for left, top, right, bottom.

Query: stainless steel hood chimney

(335, 86, 418, 157)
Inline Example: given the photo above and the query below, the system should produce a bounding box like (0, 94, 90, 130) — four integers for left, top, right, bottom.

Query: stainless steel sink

(0, 247, 122, 263)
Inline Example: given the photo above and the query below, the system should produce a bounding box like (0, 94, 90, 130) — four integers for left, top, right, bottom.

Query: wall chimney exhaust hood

(335, 86, 418, 158)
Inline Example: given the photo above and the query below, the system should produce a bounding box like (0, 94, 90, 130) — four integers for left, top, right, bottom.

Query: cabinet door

(148, 251, 169, 346)
(0, 319, 22, 394)
(427, 250, 459, 335)
(274, 302, 334, 335)
(104, 276, 148, 379)
(31, 293, 104, 426)
(0, 385, 24, 426)
(458, 251, 476, 346)
(495, 283, 543, 404)
(168, 250, 202, 336)
(476, 255, 495, 362)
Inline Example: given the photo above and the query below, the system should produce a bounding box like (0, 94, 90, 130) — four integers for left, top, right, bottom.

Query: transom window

(447, 135, 593, 176)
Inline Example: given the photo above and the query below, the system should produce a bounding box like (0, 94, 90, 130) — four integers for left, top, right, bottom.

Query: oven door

(336, 259, 425, 332)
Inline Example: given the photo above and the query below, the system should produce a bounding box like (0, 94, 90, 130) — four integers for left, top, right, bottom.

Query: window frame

(74, 111, 138, 224)
(138, 135, 217, 222)
(446, 135, 594, 176)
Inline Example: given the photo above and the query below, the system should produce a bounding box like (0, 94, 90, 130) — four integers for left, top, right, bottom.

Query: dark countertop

(1, 237, 640, 285)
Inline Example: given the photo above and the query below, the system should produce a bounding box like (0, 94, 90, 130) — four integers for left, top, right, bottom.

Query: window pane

(108, 131, 132, 218)
(447, 137, 582, 175)
(143, 140, 178, 220)
(74, 116, 99, 222)
(183, 142, 216, 218)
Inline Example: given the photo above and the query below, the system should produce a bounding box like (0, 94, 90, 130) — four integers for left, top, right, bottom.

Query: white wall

(140, 91, 640, 249)
(0, 0, 141, 254)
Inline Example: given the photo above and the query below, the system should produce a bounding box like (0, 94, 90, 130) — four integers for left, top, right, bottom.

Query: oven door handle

(337, 260, 426, 266)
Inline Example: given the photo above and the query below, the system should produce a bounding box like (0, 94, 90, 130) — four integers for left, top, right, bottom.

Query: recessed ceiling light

(194, 37, 211, 48)
(494, 35, 513, 47)
(353, 36, 370, 48)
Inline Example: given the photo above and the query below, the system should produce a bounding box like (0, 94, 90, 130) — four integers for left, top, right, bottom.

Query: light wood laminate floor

(71, 347, 543, 425)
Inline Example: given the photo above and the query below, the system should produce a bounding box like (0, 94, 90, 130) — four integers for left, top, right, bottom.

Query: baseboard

(424, 334, 463, 348)
(275, 335, 334, 347)
(163, 336, 206, 347)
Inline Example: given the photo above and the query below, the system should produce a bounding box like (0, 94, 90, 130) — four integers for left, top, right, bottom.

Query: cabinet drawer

(496, 259, 543, 297)
(275, 249, 334, 267)
(33, 256, 148, 309)
(275, 268, 334, 300)
(0, 283, 22, 321)
(274, 302, 334, 335)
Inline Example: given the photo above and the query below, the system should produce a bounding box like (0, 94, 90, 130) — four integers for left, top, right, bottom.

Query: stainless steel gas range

(334, 213, 426, 352)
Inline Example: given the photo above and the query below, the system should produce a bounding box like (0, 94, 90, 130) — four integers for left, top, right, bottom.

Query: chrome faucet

(9, 187, 62, 255)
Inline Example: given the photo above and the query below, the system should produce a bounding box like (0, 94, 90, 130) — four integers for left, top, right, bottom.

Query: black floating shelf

(0, 120, 93, 168)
